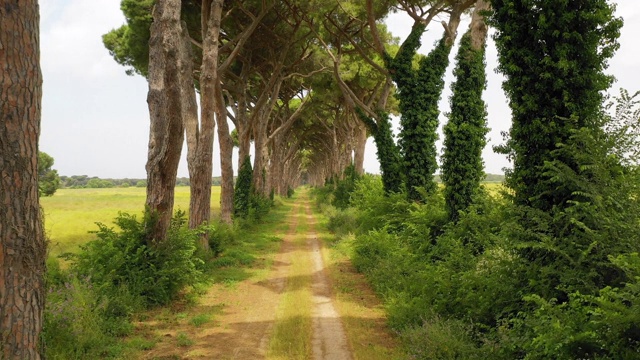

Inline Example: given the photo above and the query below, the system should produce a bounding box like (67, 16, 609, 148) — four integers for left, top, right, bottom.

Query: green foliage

(69, 211, 204, 308)
(332, 164, 361, 209)
(401, 317, 481, 360)
(86, 178, 116, 188)
(102, 0, 154, 76)
(385, 24, 452, 201)
(234, 156, 253, 218)
(207, 220, 236, 256)
(324, 206, 358, 237)
(489, 0, 623, 211)
(442, 30, 488, 222)
(38, 151, 60, 196)
(358, 108, 404, 194)
(43, 258, 130, 359)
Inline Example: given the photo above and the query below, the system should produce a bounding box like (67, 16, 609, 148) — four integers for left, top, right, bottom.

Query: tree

(0, 1, 47, 358)
(358, 109, 403, 194)
(38, 151, 61, 197)
(144, 0, 189, 243)
(490, 0, 623, 211)
(441, 1, 490, 222)
(489, 0, 630, 310)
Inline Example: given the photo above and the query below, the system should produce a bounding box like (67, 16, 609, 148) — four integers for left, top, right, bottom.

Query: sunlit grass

(40, 186, 221, 257)
(267, 201, 313, 360)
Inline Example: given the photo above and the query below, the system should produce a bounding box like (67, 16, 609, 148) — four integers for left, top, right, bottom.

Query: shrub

(401, 316, 480, 360)
(69, 211, 204, 308)
(207, 221, 236, 256)
(326, 206, 358, 237)
(332, 164, 360, 209)
(43, 258, 127, 359)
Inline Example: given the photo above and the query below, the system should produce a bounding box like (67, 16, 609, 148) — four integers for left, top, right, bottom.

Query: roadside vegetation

(313, 95, 640, 358)
(41, 187, 284, 359)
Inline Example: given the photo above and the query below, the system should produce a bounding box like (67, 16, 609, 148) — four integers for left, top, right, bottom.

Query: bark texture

(470, 0, 490, 51)
(0, 1, 47, 358)
(185, 0, 223, 246)
(215, 81, 234, 224)
(145, 0, 188, 243)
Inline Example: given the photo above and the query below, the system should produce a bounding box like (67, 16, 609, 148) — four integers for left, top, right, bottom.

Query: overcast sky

(39, 1, 640, 179)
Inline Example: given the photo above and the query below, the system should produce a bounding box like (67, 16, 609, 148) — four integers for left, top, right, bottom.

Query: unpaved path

(306, 203, 352, 360)
(137, 203, 300, 359)
(135, 192, 391, 359)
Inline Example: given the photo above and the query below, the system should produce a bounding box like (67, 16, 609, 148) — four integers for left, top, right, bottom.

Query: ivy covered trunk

(442, 1, 490, 222)
(0, 1, 47, 358)
(490, 0, 627, 309)
(358, 109, 403, 194)
(490, 0, 622, 211)
(145, 0, 187, 243)
(385, 23, 452, 201)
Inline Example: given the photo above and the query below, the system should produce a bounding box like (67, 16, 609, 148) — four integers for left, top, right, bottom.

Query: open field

(40, 187, 221, 257)
(40, 182, 503, 258)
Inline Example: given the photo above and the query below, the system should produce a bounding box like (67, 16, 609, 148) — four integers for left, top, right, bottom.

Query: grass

(40, 186, 221, 257)
(267, 200, 313, 360)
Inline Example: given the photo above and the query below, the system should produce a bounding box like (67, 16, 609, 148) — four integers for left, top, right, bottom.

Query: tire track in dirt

(138, 202, 301, 359)
(199, 202, 301, 359)
(305, 201, 352, 360)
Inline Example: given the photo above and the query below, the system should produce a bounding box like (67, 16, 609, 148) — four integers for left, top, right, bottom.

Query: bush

(207, 221, 236, 256)
(332, 164, 360, 209)
(325, 206, 358, 237)
(401, 316, 481, 360)
(69, 211, 204, 308)
(44, 258, 127, 359)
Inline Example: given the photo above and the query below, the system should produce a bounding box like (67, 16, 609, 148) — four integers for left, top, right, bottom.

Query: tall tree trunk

(353, 121, 367, 175)
(186, 0, 223, 248)
(0, 1, 46, 358)
(215, 81, 234, 224)
(252, 118, 269, 196)
(145, 0, 186, 243)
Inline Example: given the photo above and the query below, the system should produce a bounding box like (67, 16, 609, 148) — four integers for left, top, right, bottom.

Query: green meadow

(40, 186, 221, 257)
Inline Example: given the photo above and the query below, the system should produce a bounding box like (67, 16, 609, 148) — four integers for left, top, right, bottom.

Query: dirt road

(136, 191, 398, 359)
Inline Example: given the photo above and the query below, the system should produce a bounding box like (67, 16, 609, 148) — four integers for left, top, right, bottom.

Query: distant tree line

(59, 175, 224, 189)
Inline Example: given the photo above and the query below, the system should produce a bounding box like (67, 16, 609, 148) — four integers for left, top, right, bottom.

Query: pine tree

(357, 108, 403, 194)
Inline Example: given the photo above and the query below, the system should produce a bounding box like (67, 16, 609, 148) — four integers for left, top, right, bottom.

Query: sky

(39, 0, 640, 179)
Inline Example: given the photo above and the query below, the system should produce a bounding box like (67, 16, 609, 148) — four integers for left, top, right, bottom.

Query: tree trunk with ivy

(490, 0, 622, 211)
(0, 1, 47, 358)
(442, 0, 490, 222)
(385, 23, 453, 201)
